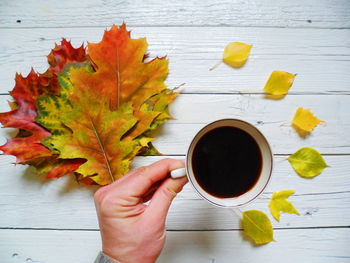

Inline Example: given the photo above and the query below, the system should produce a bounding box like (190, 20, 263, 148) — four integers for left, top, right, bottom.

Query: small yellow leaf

(292, 107, 323, 136)
(264, 70, 296, 98)
(222, 42, 252, 68)
(242, 210, 274, 245)
(269, 190, 299, 221)
(288, 147, 329, 178)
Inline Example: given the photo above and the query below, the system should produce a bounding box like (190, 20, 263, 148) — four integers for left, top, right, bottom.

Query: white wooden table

(1, 1, 350, 262)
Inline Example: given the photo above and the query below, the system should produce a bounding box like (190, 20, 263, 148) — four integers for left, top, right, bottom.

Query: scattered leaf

(242, 210, 274, 245)
(264, 70, 296, 99)
(222, 42, 252, 68)
(288, 147, 329, 178)
(269, 190, 299, 221)
(292, 107, 323, 136)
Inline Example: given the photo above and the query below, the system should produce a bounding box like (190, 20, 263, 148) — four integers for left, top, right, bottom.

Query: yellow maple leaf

(269, 190, 299, 221)
(242, 210, 274, 245)
(264, 70, 296, 99)
(292, 107, 323, 136)
(222, 42, 252, 68)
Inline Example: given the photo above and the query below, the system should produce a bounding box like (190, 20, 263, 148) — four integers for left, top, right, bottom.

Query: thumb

(146, 176, 188, 222)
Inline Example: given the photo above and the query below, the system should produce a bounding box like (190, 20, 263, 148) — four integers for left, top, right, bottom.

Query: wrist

(102, 248, 156, 263)
(95, 251, 121, 263)
(102, 248, 123, 263)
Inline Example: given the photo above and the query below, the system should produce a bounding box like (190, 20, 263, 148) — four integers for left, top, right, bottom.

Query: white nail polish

(170, 168, 187, 178)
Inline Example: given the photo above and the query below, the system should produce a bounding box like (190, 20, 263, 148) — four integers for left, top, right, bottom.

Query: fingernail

(170, 168, 187, 178)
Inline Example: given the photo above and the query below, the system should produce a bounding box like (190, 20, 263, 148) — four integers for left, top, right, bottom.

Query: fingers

(102, 158, 185, 199)
(141, 181, 162, 203)
(145, 176, 188, 222)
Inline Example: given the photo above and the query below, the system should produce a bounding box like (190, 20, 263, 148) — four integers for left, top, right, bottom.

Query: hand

(94, 158, 188, 263)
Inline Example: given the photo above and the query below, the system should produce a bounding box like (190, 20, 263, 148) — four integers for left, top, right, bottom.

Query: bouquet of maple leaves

(0, 24, 177, 185)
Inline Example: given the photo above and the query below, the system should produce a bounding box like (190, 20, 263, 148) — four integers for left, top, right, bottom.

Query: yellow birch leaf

(264, 70, 296, 99)
(292, 107, 323, 136)
(269, 190, 299, 221)
(242, 210, 274, 245)
(222, 42, 252, 68)
(288, 147, 329, 178)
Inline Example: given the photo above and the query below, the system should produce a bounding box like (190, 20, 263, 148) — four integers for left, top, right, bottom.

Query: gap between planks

(1, 25, 350, 30)
(1, 92, 350, 96)
(0, 226, 348, 232)
(1, 153, 350, 158)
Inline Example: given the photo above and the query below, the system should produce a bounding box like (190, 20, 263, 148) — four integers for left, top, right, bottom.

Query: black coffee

(192, 126, 262, 198)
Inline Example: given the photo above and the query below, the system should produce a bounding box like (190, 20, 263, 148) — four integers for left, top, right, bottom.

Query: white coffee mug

(171, 119, 273, 208)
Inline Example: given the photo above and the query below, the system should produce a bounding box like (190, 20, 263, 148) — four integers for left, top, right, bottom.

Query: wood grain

(133, 156, 350, 197)
(3, 93, 348, 154)
(0, 0, 350, 28)
(0, 27, 349, 94)
(0, 155, 348, 230)
(0, 229, 348, 263)
(1, 1, 349, 260)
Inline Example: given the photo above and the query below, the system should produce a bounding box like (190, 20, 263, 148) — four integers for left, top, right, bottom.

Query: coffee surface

(192, 126, 262, 198)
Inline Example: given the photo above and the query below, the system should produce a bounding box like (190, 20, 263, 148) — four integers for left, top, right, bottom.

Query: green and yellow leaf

(242, 210, 274, 245)
(269, 190, 299, 221)
(288, 147, 329, 178)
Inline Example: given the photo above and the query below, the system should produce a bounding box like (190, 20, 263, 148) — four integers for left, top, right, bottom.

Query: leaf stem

(260, 193, 271, 199)
(173, 83, 186, 92)
(89, 116, 114, 182)
(238, 90, 264, 94)
(209, 60, 222, 71)
(279, 122, 291, 127)
(229, 207, 243, 219)
(116, 47, 121, 109)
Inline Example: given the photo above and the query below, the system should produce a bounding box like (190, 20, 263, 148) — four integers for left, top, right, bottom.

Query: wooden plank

(153, 94, 350, 155)
(166, 192, 350, 230)
(0, 155, 349, 230)
(2, 93, 349, 154)
(0, 154, 348, 199)
(0, 228, 348, 263)
(132, 155, 350, 198)
(0, 27, 350, 94)
(1, 0, 350, 28)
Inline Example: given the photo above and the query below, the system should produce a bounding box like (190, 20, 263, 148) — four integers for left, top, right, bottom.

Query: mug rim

(185, 118, 273, 208)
